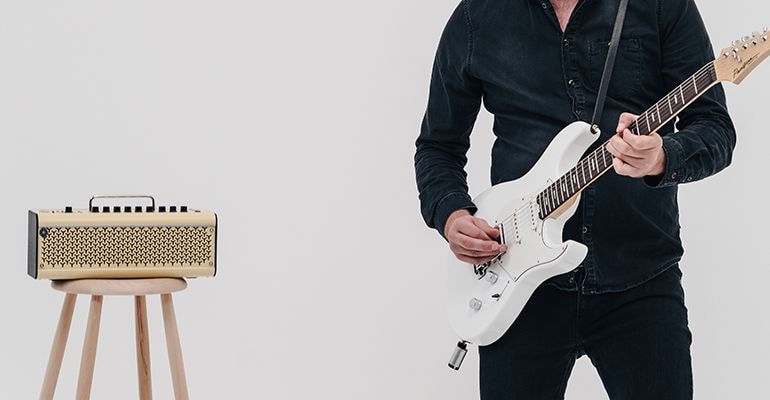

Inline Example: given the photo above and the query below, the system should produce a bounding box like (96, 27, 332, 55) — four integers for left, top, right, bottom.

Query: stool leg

(161, 294, 189, 400)
(39, 293, 77, 400)
(135, 296, 153, 400)
(76, 295, 103, 400)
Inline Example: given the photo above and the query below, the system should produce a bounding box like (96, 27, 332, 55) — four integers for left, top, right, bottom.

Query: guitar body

(447, 121, 597, 346)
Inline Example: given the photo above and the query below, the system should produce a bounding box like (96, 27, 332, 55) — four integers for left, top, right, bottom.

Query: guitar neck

(537, 61, 719, 219)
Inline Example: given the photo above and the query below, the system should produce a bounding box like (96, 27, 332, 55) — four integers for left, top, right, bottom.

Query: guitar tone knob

(469, 298, 483, 311)
(486, 271, 499, 284)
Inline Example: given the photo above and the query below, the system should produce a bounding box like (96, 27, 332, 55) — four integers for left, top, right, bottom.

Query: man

(414, 0, 736, 399)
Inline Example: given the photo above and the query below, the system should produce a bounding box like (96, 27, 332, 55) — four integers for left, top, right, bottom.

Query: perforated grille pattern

(39, 226, 215, 268)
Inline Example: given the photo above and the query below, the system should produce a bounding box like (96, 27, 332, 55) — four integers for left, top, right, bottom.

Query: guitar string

(493, 62, 716, 231)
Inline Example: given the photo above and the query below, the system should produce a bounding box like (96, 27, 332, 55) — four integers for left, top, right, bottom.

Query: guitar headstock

(714, 29, 770, 85)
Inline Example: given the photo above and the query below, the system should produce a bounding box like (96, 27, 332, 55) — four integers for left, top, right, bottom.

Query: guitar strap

(589, 0, 630, 134)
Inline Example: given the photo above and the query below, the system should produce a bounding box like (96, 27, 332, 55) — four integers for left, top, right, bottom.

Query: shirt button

(564, 39, 570, 46)
(568, 79, 575, 86)
(671, 172, 678, 179)
(686, 176, 693, 182)
(569, 276, 576, 284)
(542, 2, 548, 9)
(582, 227, 588, 234)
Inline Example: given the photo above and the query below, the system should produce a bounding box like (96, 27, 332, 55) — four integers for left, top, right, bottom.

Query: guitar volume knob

(469, 298, 483, 311)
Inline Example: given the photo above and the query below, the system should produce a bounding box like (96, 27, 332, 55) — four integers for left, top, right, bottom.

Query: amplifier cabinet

(28, 209, 217, 280)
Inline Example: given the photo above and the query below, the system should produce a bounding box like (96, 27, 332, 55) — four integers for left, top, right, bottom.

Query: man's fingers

(616, 112, 638, 133)
(471, 217, 500, 238)
(612, 156, 644, 178)
(457, 220, 493, 240)
(450, 242, 502, 258)
(456, 234, 505, 253)
(621, 129, 661, 151)
(608, 135, 645, 159)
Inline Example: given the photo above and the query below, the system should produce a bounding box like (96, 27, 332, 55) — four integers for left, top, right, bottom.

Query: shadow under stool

(39, 278, 190, 400)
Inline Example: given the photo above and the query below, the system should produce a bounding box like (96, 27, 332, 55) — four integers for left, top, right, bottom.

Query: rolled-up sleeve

(415, 0, 483, 235)
(645, 0, 736, 188)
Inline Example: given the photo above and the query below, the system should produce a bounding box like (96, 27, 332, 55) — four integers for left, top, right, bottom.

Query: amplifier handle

(89, 195, 156, 209)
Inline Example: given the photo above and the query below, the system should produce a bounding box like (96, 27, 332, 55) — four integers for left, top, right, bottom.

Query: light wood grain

(135, 296, 153, 400)
(76, 295, 103, 400)
(52, 278, 187, 296)
(39, 293, 77, 400)
(161, 294, 190, 400)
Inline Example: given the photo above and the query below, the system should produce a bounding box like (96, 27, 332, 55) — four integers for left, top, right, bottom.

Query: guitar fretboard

(537, 62, 718, 218)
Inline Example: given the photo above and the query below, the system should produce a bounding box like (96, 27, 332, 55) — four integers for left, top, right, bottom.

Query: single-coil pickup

(529, 201, 538, 230)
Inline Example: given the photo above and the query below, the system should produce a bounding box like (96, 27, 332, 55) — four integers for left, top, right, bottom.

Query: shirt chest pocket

(588, 37, 642, 100)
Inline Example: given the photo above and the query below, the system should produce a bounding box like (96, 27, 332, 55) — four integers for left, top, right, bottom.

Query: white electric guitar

(447, 31, 770, 369)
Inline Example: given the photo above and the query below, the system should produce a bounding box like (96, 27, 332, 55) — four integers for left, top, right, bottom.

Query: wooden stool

(39, 278, 190, 400)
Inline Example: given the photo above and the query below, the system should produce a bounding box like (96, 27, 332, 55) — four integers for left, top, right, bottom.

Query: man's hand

(444, 209, 508, 265)
(606, 112, 666, 178)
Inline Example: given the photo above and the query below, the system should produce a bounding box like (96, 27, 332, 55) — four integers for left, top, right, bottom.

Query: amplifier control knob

(124, 206, 132, 212)
(146, 206, 155, 212)
(170, 206, 177, 212)
(102, 206, 110, 213)
(65, 206, 73, 213)
(113, 206, 121, 213)
(91, 207, 99, 213)
(181, 206, 188, 212)
(469, 298, 483, 311)
(159, 206, 167, 212)
(134, 206, 143, 213)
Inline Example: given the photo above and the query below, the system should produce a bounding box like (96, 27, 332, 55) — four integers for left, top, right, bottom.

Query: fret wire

(644, 113, 651, 134)
(572, 168, 580, 195)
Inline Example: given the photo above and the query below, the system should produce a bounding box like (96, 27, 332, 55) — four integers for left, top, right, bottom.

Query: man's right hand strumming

(444, 209, 508, 266)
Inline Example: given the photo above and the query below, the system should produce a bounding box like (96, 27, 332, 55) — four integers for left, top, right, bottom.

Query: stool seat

(52, 278, 187, 296)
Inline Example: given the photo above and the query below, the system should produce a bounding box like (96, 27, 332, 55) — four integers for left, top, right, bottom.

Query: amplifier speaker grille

(39, 226, 215, 268)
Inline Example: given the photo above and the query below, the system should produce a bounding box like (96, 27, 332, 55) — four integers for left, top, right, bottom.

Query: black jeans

(479, 265, 693, 400)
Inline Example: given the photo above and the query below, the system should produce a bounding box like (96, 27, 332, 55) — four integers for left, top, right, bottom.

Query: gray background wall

(0, 0, 767, 398)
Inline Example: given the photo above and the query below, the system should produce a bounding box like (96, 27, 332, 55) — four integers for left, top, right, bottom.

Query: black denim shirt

(414, 0, 736, 293)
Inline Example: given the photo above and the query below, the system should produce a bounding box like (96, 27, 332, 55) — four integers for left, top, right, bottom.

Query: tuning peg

(733, 39, 741, 46)
(753, 32, 760, 37)
(743, 36, 751, 42)
(764, 27, 768, 33)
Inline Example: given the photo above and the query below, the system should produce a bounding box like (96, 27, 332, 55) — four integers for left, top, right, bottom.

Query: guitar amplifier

(28, 195, 217, 280)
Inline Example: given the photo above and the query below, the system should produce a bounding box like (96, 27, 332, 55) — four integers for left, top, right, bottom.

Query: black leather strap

(590, 0, 630, 133)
